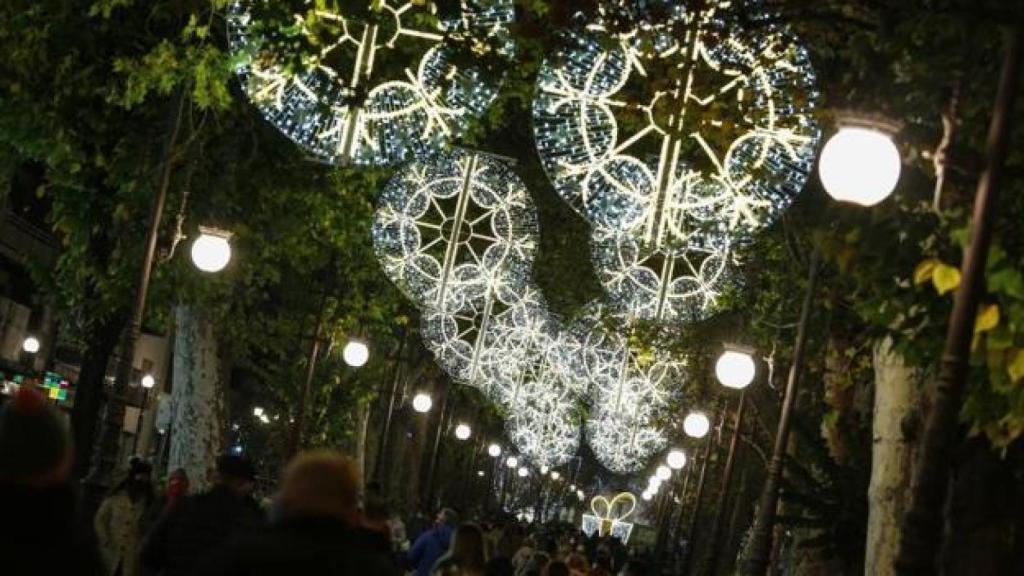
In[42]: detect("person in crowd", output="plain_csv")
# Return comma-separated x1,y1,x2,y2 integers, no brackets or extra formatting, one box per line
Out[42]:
95,457,154,576
543,561,570,576
485,556,515,576
141,455,261,576
511,534,536,572
364,480,408,553
589,553,613,576
516,550,551,576
0,387,104,576
196,450,399,575
142,467,189,534
433,522,489,575
565,553,589,576
407,507,460,576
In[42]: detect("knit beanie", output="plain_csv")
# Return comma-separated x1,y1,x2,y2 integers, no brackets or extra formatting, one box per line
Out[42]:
0,387,70,482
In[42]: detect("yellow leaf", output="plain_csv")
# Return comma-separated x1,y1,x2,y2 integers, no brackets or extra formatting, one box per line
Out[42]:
1007,348,1024,383
974,304,1000,334
932,263,961,295
913,259,938,285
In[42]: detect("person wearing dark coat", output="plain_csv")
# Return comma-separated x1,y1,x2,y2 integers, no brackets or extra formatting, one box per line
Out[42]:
197,450,399,576
0,387,104,576
140,455,261,576
407,507,459,576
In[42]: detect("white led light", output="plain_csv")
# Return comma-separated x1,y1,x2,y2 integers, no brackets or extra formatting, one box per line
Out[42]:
716,350,756,389
683,412,711,439
819,126,901,206
343,340,370,367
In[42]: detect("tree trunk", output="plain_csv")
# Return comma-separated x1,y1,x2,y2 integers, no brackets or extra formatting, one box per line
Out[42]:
168,305,226,491
865,338,922,576
355,401,371,487
71,314,125,478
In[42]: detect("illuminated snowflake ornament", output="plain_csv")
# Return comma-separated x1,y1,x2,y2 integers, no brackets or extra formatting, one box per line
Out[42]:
372,149,538,312
229,0,514,166
532,1,819,324
572,303,682,473
419,285,547,389
507,392,581,469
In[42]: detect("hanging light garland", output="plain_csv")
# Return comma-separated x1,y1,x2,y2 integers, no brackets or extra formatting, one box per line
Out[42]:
228,0,514,166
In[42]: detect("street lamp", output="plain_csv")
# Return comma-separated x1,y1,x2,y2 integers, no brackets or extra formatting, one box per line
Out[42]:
819,121,902,207
577,490,585,501
667,449,687,470
412,392,433,413
22,336,40,354
506,456,518,469
683,412,711,439
551,471,560,481
642,491,653,501
141,374,156,389
455,423,472,440
715,350,756,390
190,227,233,273
540,465,549,475
342,339,369,367
253,406,264,417
517,466,529,478
488,443,502,457
477,470,485,477
656,465,672,481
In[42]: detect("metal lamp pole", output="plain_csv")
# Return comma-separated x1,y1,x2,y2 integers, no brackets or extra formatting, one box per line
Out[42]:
894,27,1021,575
705,390,747,575
741,252,819,576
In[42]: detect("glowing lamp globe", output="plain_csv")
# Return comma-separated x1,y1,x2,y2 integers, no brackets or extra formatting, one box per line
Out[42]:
455,423,472,440
577,490,585,501
343,340,369,367
518,467,529,478
253,406,264,417
506,456,519,468
141,374,156,389
190,229,232,273
819,126,901,206
477,470,485,477
642,491,653,501
22,336,40,354
570,484,576,491
551,471,560,481
683,412,711,439
488,443,502,458
716,350,756,389
540,465,549,475
667,449,687,470
412,393,433,413
657,465,672,481
648,476,662,491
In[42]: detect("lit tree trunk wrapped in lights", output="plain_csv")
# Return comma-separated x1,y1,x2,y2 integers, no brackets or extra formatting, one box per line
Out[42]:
865,338,923,576
169,305,227,491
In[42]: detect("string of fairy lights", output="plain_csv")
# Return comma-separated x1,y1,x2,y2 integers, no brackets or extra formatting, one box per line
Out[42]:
232,0,821,477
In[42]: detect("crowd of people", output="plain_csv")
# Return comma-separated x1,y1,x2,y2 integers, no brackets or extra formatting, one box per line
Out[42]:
0,387,657,575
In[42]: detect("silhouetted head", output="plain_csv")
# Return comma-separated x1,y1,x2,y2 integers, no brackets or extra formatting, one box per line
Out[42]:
278,450,360,525
0,388,71,486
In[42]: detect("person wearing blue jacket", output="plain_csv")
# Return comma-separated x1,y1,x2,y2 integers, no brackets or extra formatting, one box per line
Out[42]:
407,508,459,576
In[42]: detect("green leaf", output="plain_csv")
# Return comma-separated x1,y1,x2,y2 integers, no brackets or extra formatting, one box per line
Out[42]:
932,263,961,295
913,258,937,286
989,267,1024,300
1008,348,1024,383
975,304,1000,334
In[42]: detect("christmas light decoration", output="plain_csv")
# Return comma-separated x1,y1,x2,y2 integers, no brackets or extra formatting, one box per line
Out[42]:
229,0,514,166
581,492,637,543
373,149,538,312
533,2,819,242
533,2,819,326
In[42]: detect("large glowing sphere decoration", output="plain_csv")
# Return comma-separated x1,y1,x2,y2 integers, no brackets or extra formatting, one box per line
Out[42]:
229,1,514,166
506,392,581,469
419,285,547,389
572,304,678,473
591,225,735,324
533,2,820,241
372,149,538,312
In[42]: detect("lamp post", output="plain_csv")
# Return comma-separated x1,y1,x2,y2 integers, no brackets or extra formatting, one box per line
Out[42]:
372,327,407,488
895,28,1022,575
705,357,750,576
741,254,820,576
681,404,724,576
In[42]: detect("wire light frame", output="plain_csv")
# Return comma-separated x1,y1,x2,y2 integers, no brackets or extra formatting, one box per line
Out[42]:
572,303,681,473
532,1,819,324
372,149,538,312
229,0,514,166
